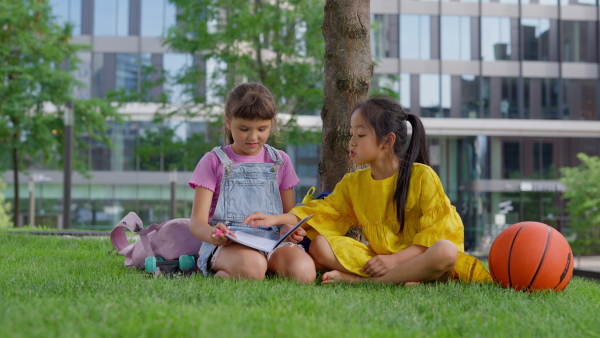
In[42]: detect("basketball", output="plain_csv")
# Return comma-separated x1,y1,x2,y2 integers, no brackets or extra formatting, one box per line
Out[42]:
488,221,574,292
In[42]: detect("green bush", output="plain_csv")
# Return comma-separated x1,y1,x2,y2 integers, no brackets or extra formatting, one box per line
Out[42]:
0,178,12,228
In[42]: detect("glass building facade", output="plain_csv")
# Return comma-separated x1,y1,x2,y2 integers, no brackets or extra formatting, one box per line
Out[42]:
3,0,600,255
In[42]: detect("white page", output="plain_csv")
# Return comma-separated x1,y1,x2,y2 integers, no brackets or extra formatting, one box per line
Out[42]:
226,215,314,252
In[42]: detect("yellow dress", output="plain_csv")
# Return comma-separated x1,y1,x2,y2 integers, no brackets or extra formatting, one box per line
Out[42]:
291,164,492,283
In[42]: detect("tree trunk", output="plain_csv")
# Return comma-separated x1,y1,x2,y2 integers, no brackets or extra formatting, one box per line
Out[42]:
12,147,20,227
320,0,372,192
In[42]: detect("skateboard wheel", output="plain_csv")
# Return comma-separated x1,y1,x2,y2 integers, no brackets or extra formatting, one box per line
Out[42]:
145,256,157,273
179,255,195,270
156,256,165,261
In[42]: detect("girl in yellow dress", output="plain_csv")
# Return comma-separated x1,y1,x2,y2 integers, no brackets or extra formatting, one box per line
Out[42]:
243,96,491,285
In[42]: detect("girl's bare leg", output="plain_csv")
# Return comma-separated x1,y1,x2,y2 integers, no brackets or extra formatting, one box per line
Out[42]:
308,235,354,274
323,240,458,285
212,244,268,280
268,245,316,284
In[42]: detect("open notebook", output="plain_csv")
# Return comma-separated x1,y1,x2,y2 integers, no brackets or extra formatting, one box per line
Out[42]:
226,215,314,252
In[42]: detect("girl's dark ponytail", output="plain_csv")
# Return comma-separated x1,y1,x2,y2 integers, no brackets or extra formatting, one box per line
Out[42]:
394,114,430,232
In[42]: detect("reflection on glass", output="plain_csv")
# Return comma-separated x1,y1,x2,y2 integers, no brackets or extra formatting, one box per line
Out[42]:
503,141,520,179
94,0,129,36
562,21,598,63
501,78,519,119
73,51,92,99
420,74,440,117
461,75,480,118
481,17,511,61
441,16,471,61
371,14,390,58
441,74,451,117
49,0,82,35
541,78,560,119
400,73,411,112
92,53,104,98
534,142,554,178
563,79,598,120
400,15,431,60
538,0,558,5
141,0,177,37
164,53,194,103
521,18,553,61
370,74,400,99
116,54,140,92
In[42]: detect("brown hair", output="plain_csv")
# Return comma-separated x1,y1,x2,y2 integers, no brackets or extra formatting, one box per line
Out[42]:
224,82,278,145
352,95,430,232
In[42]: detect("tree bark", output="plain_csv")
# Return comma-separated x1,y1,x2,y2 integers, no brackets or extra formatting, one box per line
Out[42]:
320,0,372,192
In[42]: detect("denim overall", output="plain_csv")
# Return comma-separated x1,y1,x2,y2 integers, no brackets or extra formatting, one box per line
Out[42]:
197,144,285,275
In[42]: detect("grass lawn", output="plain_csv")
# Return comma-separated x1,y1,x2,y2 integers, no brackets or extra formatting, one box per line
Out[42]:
1,231,599,338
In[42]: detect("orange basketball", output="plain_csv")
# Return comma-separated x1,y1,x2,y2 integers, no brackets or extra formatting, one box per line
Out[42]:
488,221,574,292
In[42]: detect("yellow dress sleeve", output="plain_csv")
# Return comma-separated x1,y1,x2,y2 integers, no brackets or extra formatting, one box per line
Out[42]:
290,174,356,240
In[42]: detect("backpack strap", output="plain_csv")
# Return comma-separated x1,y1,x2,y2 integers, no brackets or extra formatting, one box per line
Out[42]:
111,212,162,261
111,212,144,255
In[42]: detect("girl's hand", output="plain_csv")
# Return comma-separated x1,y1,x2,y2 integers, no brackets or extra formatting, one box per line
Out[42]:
210,223,234,246
242,212,276,228
363,254,396,277
280,224,306,243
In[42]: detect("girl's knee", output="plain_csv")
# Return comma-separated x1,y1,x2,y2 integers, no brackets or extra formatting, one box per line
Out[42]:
289,258,317,284
429,240,458,271
308,235,330,265
236,253,268,280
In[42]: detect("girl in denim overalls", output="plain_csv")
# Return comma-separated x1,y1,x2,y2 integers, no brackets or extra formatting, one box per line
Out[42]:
188,82,316,283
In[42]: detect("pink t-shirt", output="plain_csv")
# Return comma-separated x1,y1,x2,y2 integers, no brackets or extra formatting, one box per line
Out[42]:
188,145,300,219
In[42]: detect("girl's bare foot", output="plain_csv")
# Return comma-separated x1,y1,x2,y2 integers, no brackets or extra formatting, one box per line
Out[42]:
404,281,421,286
321,270,365,284
215,270,230,278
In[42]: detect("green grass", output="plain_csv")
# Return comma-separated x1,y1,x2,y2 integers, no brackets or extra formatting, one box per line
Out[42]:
1,231,599,338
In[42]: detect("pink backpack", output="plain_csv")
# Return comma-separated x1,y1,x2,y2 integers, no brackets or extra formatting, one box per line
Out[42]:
110,212,203,276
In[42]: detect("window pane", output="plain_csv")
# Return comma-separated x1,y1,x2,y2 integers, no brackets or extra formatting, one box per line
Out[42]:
562,21,598,63
441,74,451,117
94,0,129,36
370,74,400,99
50,0,82,35
92,53,104,98
420,74,440,118
503,142,520,179
141,0,164,37
541,78,560,119
371,14,390,58
400,15,430,60
116,54,140,92
522,18,556,61
164,53,194,103
461,75,480,118
481,17,511,61
501,78,519,119
563,79,598,120
74,51,92,99
441,16,471,61
400,73,411,111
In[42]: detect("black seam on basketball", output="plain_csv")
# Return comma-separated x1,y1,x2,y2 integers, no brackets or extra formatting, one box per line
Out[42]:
553,251,572,290
508,222,529,287
527,225,551,290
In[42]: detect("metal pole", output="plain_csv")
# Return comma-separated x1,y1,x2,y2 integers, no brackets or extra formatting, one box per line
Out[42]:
28,177,35,227
62,101,74,229
170,169,177,219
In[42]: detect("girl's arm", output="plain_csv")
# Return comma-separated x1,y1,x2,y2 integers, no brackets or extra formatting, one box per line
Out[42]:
280,188,295,213
190,187,232,245
363,245,427,277
242,212,299,228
